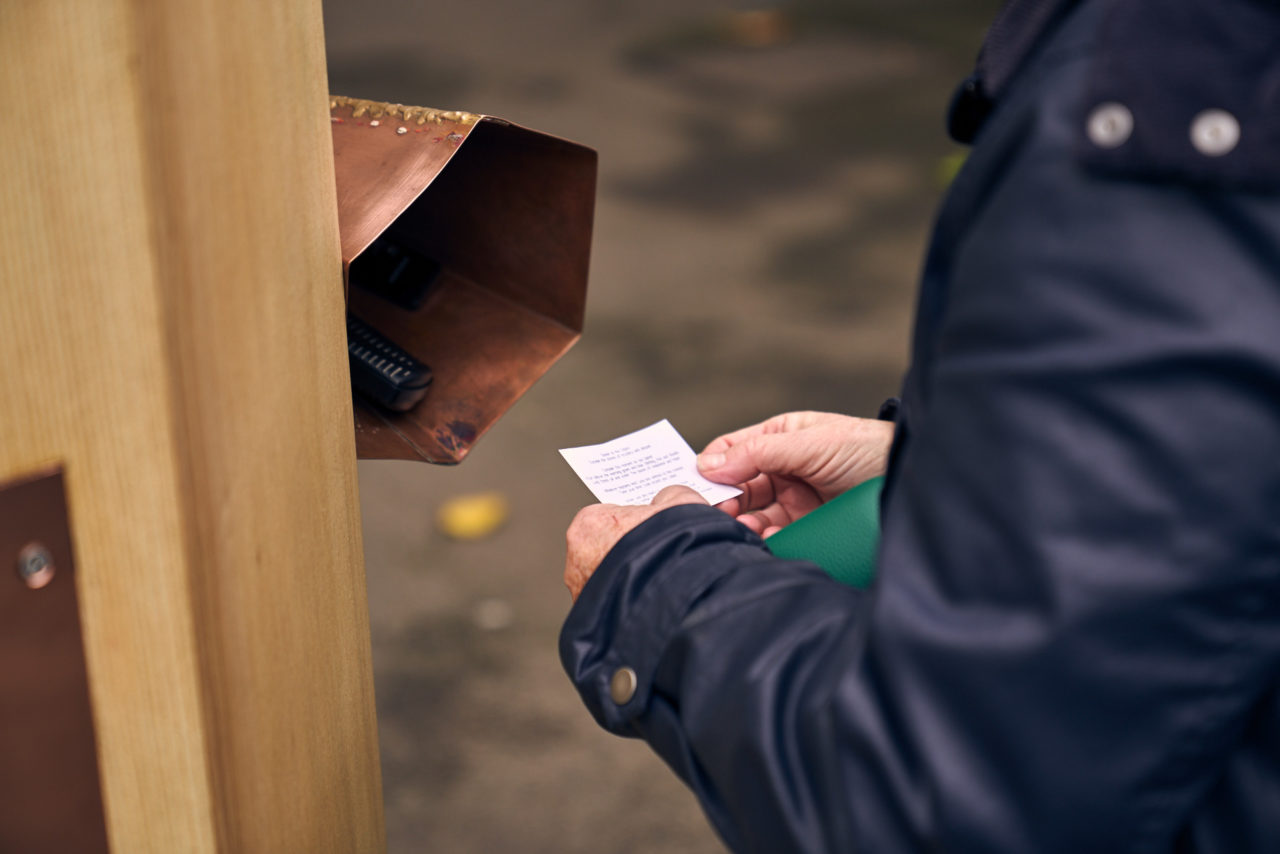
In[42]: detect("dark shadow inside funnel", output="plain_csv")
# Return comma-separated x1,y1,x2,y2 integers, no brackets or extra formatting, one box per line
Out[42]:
347,119,597,464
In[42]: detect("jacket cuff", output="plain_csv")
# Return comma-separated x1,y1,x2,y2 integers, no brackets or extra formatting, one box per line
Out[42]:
559,503,773,734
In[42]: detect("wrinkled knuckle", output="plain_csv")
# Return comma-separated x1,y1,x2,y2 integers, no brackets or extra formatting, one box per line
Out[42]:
564,562,582,587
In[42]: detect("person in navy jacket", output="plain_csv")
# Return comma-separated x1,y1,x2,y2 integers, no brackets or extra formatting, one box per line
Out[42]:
561,1,1280,850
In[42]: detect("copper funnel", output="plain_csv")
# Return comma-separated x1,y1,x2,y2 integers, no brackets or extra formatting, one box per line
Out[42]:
331,96,597,464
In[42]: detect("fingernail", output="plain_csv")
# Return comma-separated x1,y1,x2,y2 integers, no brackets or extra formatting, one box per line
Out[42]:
697,453,725,471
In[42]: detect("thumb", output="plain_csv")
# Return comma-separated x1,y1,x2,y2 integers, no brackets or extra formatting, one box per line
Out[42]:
697,432,817,484
651,484,708,508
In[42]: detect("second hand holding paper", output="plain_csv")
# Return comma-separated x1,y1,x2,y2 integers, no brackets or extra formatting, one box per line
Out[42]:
559,419,742,506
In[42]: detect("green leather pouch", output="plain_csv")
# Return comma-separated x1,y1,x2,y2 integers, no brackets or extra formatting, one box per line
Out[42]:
763,476,883,588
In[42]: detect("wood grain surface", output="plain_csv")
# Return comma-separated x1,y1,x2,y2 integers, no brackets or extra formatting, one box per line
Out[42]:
0,1,385,851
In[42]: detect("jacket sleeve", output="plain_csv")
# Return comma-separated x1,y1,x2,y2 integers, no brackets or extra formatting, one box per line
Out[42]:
561,4,1280,852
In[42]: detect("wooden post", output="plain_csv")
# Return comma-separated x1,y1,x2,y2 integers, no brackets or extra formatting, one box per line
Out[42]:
0,0,385,851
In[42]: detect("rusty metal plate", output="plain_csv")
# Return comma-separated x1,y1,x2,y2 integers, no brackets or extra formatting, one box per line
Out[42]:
0,467,110,854
332,97,596,464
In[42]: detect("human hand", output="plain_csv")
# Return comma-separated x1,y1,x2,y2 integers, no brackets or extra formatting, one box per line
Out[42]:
696,411,894,536
564,485,708,602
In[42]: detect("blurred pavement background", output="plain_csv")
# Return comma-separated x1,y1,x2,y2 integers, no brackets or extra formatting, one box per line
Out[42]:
323,1,997,850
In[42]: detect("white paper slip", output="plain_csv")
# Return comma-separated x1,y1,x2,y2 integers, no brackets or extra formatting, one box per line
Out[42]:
559,419,744,507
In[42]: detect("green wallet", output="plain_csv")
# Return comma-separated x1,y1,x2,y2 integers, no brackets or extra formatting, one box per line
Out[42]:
763,476,884,588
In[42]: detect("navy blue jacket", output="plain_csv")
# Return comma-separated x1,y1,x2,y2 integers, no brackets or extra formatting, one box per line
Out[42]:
562,1,1280,851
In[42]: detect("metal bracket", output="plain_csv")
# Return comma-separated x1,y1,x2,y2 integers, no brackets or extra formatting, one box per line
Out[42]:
0,466,109,853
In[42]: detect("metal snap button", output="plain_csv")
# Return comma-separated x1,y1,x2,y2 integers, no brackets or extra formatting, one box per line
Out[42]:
1086,102,1134,149
1190,109,1240,157
609,666,638,705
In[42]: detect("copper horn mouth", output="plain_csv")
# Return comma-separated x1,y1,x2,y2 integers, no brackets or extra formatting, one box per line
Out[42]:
330,96,597,464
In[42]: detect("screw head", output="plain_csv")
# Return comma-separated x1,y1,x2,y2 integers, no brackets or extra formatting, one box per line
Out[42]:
17,542,55,589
